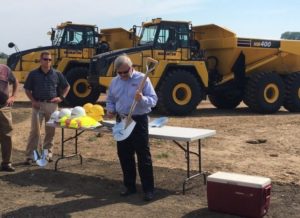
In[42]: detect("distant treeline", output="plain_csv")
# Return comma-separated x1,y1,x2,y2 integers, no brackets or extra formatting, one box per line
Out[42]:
0,52,8,59
281,32,300,40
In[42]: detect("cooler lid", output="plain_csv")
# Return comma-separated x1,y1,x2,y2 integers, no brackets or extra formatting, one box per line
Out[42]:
207,172,271,188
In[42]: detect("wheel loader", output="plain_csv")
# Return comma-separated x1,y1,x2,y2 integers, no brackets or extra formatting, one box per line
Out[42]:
7,21,136,106
88,18,300,115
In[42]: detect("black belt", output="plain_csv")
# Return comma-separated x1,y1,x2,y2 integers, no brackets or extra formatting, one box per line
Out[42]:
36,99,53,103
116,113,147,122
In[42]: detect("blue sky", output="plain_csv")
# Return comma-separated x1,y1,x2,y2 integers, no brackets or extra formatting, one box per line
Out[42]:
1,0,300,54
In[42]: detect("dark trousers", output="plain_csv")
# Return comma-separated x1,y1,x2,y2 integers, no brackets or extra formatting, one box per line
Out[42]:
117,114,154,193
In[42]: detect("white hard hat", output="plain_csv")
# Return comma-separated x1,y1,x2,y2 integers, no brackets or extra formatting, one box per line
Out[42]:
56,108,72,122
48,111,60,123
71,106,86,118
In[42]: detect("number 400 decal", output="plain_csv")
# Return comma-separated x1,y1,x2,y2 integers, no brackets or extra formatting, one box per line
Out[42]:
252,39,280,48
252,40,272,48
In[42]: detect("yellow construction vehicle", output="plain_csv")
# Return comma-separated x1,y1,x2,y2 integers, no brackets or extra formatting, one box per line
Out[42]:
7,21,136,106
89,18,300,115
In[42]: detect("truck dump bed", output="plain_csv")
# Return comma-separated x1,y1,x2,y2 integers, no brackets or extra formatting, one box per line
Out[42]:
193,24,300,82
100,28,136,50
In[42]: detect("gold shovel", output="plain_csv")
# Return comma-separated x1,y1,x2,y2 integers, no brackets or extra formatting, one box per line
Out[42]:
33,111,49,167
113,57,158,141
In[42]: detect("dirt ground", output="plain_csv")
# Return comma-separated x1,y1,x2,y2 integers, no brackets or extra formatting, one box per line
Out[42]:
1,86,300,218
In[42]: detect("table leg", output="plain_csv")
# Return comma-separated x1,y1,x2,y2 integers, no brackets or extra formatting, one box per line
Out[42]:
198,139,207,184
54,128,84,171
174,139,206,194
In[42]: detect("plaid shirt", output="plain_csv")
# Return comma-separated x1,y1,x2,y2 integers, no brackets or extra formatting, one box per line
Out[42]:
0,64,16,105
24,67,69,101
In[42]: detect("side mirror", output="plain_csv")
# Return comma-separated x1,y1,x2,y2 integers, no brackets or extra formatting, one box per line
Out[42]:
8,42,15,48
8,42,20,53
129,25,137,40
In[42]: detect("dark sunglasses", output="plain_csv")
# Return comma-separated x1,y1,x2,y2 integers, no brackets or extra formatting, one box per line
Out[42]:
42,58,52,61
117,67,131,75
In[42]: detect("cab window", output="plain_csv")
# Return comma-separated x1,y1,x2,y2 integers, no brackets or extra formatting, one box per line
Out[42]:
61,26,95,47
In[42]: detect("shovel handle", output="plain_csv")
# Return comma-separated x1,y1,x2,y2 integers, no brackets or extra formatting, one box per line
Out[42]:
125,57,158,128
36,110,45,150
146,57,159,73
136,57,159,92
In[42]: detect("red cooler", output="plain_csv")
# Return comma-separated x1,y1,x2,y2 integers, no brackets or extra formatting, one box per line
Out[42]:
207,172,271,218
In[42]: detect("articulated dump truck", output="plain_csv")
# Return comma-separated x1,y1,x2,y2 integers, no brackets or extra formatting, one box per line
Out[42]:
7,21,137,106
194,24,300,114
89,18,300,115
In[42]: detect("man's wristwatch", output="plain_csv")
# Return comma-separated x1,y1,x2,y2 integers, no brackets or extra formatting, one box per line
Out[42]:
60,95,65,101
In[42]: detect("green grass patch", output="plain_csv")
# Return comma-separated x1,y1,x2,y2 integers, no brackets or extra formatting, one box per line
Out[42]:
152,139,165,145
155,152,169,159
88,136,98,142
0,59,7,64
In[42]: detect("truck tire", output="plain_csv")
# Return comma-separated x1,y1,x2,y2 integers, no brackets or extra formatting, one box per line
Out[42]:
156,69,202,115
283,72,300,112
65,67,100,106
244,72,284,113
208,91,242,109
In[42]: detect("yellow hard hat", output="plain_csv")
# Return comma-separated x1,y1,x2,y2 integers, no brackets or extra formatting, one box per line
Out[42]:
91,104,105,116
83,103,94,113
66,116,100,128
67,118,80,128
60,116,70,127
78,116,99,128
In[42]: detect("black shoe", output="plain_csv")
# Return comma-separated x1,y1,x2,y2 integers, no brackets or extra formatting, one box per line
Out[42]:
46,156,53,163
120,188,137,197
24,158,34,166
144,191,154,201
1,164,15,172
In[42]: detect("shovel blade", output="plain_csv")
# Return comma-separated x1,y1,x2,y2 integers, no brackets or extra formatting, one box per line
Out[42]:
42,149,49,159
33,150,40,161
113,119,136,141
36,158,48,167
34,149,49,167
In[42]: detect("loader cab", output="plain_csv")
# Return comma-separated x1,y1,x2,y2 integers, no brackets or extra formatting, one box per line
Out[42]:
139,20,190,51
51,23,99,48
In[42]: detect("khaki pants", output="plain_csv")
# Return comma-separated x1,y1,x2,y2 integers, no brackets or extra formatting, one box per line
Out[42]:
25,102,58,159
0,107,13,165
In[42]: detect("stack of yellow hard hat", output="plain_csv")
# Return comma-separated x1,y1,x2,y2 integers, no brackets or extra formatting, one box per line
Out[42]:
83,103,105,122
72,116,100,128
65,116,100,129
60,105,101,129
64,106,86,128
57,108,72,127
83,103,93,114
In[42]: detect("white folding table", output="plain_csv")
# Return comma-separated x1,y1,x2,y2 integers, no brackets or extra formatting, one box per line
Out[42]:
149,126,216,194
46,123,216,194
46,123,101,171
